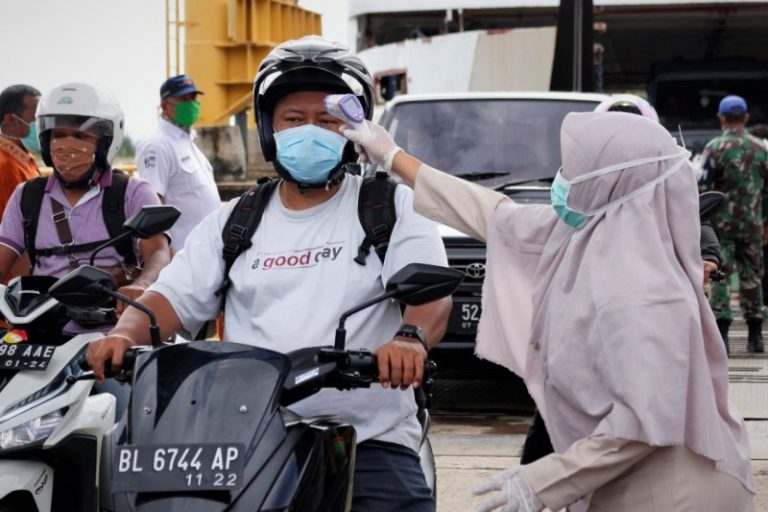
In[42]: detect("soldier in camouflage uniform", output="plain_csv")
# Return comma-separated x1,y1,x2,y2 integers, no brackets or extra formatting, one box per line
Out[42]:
702,95,768,354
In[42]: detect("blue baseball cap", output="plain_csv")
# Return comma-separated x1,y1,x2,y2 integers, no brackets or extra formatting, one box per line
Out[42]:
718,95,748,115
160,74,204,99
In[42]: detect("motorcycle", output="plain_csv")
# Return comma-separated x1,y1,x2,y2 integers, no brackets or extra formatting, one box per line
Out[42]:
51,262,463,511
0,205,180,511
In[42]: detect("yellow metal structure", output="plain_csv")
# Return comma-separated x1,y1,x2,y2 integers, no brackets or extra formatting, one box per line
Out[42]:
165,0,183,78
170,0,321,127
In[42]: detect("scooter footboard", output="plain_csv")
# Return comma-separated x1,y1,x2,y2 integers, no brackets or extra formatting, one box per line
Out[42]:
0,459,53,510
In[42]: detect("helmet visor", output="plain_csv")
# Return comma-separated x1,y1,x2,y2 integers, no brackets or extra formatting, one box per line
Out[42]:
38,115,113,138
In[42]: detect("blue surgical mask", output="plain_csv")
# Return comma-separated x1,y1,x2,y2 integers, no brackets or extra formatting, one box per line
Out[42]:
551,171,587,228
14,114,40,153
274,124,347,184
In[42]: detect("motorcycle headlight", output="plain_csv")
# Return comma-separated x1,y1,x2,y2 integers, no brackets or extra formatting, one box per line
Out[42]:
0,409,65,450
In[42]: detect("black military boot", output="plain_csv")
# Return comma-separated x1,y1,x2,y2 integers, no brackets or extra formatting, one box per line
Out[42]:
747,319,765,353
716,319,732,355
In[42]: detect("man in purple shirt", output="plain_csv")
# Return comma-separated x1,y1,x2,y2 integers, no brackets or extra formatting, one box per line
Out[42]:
0,83,171,325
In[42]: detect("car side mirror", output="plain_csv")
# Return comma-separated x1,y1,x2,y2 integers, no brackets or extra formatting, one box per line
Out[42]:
123,205,181,239
48,266,117,308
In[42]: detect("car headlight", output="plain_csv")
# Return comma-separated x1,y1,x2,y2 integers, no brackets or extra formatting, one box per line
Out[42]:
0,409,65,450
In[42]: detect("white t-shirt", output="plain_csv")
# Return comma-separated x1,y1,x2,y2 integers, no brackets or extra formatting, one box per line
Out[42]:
136,118,220,251
149,175,448,452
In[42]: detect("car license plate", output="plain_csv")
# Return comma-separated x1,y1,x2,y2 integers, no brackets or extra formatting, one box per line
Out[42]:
0,343,56,371
112,443,246,493
448,300,482,335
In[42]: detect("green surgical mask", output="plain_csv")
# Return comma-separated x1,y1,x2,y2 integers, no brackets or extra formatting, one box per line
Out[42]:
173,100,201,128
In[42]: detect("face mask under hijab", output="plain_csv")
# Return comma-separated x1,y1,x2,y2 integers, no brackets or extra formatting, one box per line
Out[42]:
274,124,347,185
551,149,690,229
173,100,201,128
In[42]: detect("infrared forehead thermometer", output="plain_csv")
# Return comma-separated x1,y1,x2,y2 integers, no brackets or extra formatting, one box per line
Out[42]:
324,93,372,163
324,94,366,125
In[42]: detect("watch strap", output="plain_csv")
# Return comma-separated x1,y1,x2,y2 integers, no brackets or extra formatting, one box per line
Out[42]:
395,324,428,352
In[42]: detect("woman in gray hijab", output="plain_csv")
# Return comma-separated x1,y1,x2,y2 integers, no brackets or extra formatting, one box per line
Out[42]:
343,111,754,512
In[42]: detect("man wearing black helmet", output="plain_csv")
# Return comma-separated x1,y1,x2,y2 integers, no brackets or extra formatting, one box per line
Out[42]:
87,36,450,511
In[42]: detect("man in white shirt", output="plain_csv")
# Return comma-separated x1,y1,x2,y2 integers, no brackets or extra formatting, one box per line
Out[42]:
86,37,451,512
136,74,220,251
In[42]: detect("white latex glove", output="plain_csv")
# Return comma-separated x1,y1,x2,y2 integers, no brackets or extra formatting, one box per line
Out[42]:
473,467,544,512
341,120,402,172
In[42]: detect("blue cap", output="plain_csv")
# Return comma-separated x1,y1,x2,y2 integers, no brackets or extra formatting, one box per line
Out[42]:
160,74,204,99
718,95,748,115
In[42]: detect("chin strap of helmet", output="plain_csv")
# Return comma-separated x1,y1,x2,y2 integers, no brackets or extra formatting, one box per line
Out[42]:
274,160,348,194
55,164,104,190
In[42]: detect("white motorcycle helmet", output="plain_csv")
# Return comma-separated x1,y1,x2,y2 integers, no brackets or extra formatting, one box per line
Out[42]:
36,82,124,187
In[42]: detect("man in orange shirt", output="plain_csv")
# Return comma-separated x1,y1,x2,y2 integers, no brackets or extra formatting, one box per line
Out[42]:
0,85,42,280
0,84,42,218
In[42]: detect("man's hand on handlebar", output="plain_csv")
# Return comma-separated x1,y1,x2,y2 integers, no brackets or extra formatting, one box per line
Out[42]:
86,334,138,384
376,339,427,390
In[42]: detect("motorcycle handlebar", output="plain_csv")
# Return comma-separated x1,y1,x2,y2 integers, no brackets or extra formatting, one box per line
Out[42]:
77,347,142,383
710,269,726,282
337,349,437,389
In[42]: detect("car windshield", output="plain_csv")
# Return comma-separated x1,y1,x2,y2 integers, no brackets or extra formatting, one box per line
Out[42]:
385,99,600,185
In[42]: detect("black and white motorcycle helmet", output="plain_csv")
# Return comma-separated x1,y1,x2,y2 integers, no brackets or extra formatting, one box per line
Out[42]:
36,82,124,187
253,36,374,185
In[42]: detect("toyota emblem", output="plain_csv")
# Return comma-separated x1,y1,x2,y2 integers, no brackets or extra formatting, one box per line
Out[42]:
465,263,486,279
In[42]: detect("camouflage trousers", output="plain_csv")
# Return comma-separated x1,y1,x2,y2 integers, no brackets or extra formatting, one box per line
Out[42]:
710,233,765,321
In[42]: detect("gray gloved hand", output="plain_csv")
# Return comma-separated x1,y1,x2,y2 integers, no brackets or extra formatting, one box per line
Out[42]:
341,120,402,172
473,467,544,512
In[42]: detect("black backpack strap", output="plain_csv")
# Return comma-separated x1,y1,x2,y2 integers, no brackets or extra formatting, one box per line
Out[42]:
20,177,49,272
215,178,280,308
103,170,135,266
355,172,398,265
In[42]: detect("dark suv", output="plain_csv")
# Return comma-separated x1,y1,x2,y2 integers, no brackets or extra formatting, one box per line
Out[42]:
376,92,607,378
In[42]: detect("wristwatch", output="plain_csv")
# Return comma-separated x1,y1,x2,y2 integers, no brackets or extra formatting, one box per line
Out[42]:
395,324,428,352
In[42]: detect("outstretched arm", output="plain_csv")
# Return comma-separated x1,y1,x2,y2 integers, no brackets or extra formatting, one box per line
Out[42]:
342,120,508,241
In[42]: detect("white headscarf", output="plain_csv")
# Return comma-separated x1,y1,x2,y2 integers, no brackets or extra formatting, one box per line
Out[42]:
476,111,753,491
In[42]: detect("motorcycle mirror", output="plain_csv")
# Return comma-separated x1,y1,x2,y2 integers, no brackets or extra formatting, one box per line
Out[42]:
49,266,164,346
48,266,117,308
123,205,181,239
333,263,463,351
385,263,464,306
699,191,726,221
89,205,181,267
